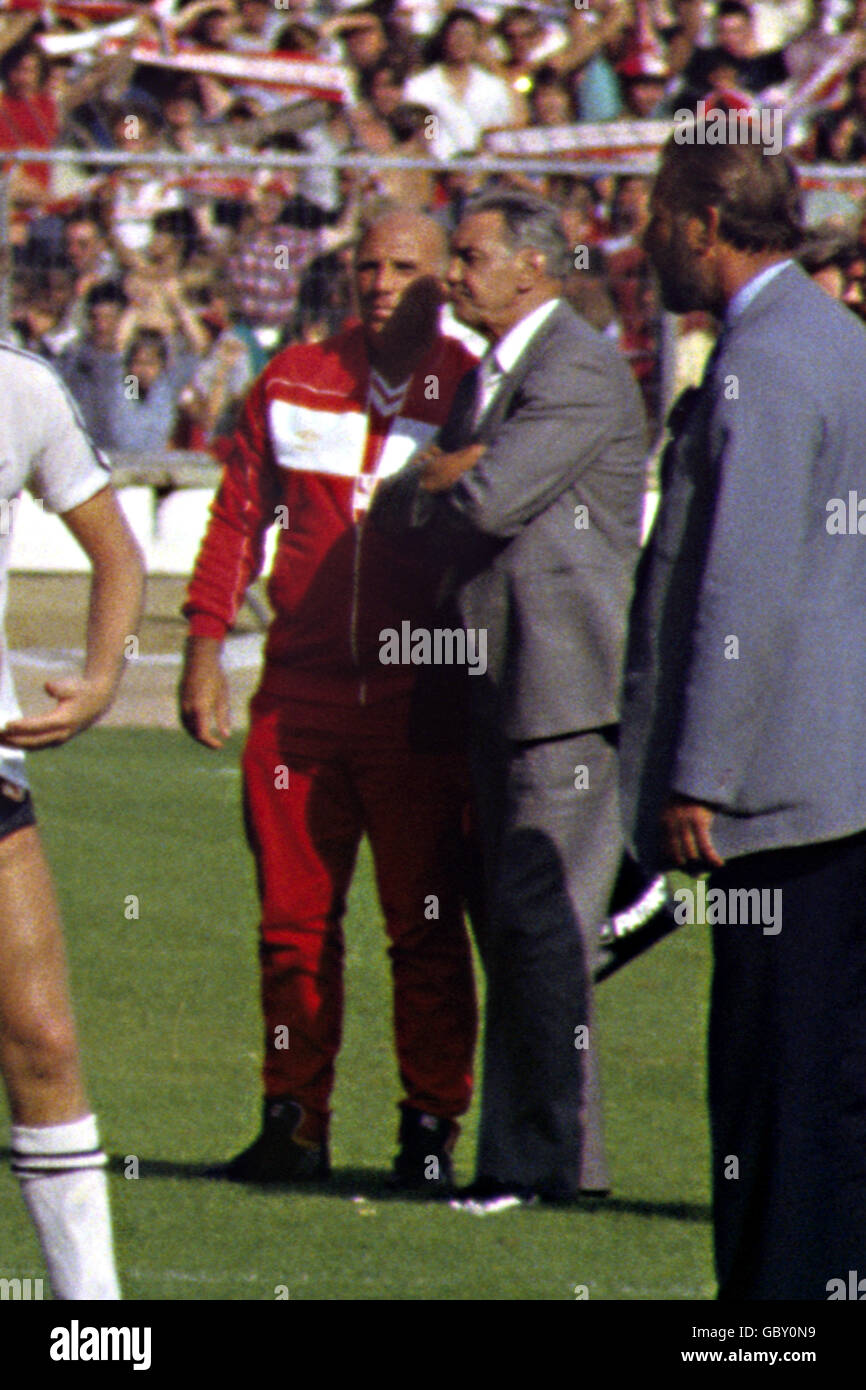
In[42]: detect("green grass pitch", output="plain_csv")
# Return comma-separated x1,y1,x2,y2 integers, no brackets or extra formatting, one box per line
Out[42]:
0,730,715,1300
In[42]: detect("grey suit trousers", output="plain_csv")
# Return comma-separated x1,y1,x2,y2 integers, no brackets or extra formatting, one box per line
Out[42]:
469,718,620,1194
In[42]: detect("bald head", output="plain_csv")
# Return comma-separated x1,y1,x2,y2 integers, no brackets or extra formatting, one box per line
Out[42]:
354,209,448,373
356,209,448,276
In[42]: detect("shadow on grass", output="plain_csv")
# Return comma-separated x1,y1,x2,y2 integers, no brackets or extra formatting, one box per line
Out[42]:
108,1154,711,1221
0,1148,710,1221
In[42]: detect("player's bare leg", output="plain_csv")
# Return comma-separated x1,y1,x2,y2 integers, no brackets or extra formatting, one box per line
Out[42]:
0,823,120,1300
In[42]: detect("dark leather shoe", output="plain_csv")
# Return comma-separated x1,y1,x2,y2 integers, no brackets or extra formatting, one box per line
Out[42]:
208,1097,330,1184
450,1177,539,1214
387,1103,459,1194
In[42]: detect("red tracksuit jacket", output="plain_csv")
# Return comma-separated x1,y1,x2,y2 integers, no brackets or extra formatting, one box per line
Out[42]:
184,323,476,706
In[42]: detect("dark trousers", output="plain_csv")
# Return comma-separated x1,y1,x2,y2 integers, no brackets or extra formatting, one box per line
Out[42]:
470,720,621,1195
709,831,866,1300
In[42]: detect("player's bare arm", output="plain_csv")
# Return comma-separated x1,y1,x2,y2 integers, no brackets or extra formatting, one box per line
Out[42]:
0,486,144,749
179,634,231,750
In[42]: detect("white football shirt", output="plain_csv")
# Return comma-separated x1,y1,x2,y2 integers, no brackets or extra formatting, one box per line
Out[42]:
0,345,111,788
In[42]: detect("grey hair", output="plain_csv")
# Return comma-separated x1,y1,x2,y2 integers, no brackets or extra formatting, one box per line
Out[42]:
463,188,572,278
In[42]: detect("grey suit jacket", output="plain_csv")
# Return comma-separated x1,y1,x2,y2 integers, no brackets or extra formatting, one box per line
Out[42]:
371,299,648,740
620,261,866,868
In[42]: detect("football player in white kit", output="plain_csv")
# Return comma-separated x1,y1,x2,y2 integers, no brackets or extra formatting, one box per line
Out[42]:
0,345,144,1299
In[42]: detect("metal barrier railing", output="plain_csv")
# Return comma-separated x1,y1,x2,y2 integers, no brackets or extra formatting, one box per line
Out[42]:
0,146,670,430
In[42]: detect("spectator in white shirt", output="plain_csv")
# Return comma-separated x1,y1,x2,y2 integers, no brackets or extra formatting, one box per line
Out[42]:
404,8,524,159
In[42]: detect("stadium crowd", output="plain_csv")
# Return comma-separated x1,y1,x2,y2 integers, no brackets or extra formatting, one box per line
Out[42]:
0,0,866,442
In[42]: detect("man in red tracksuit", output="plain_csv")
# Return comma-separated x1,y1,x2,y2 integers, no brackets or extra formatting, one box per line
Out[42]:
179,210,478,1190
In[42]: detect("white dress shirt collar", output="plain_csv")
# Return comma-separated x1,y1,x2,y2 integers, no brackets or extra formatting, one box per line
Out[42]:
488,297,561,375
726,259,793,328
473,298,560,425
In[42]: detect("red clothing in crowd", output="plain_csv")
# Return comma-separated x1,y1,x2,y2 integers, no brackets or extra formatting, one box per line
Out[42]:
224,223,322,329
0,92,59,187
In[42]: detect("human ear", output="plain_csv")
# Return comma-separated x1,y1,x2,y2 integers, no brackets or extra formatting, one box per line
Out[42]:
685,205,721,255
515,245,545,289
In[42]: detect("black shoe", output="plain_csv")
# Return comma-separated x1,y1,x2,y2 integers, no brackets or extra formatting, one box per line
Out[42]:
211,1097,330,1184
388,1103,459,1193
450,1176,539,1214
594,874,680,983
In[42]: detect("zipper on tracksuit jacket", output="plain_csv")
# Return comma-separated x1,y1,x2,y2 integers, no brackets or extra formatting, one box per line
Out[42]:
350,514,367,706
350,386,401,707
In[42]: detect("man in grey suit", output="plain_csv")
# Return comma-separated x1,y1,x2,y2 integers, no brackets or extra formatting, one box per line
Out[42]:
621,132,866,1297
372,190,647,1210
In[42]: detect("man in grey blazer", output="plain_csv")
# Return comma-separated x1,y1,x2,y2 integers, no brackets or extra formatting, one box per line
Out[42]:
621,133,866,1297
372,190,647,1209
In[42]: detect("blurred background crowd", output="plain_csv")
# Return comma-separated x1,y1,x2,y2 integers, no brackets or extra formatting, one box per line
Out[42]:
2,0,866,449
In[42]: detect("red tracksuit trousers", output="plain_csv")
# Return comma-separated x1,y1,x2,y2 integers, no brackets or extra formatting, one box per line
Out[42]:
241,691,477,1140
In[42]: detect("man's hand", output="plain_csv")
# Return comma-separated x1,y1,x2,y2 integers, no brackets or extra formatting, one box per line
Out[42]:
418,443,486,493
179,635,231,749
661,795,725,871
0,673,118,749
